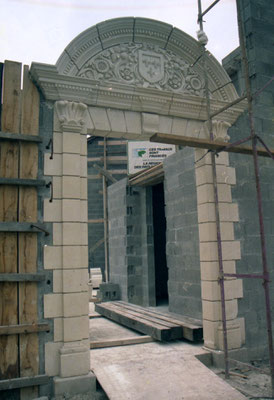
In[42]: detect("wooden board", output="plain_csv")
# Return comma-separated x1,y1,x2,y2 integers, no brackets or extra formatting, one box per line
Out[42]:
95,301,203,342
18,65,39,400
0,60,21,381
95,302,183,341
90,335,153,349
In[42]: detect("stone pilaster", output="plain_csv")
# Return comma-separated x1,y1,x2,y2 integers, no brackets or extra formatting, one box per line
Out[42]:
195,120,245,352
43,101,95,395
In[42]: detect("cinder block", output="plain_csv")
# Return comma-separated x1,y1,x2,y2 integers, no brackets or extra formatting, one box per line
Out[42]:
62,199,81,222
80,178,87,200
45,341,62,376
80,134,88,156
62,176,81,199
44,199,62,222
53,176,62,199
53,131,62,154
54,372,96,396
63,292,89,317
98,282,121,301
60,345,90,378
54,318,64,342
200,260,236,281
63,316,89,342
44,245,62,269
63,245,88,268
44,293,63,318
63,269,88,293
53,223,63,245
63,153,81,176
199,222,234,242
202,299,238,321
63,132,81,154
62,223,84,245
80,155,87,178
53,270,62,293
44,153,62,177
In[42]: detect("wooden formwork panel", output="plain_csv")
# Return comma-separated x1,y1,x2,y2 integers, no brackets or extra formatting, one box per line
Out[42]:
0,60,40,399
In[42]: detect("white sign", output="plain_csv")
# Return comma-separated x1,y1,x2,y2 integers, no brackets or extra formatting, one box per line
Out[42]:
128,141,176,174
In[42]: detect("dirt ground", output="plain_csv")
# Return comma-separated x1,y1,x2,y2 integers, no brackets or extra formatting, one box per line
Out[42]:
210,363,273,399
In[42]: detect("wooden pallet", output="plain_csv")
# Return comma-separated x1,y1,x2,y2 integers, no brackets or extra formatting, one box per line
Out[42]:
95,301,203,342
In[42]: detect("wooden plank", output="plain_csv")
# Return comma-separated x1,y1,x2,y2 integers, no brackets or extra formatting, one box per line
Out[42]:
0,131,42,142
98,140,127,146
19,64,40,400
0,60,21,381
116,301,203,342
150,132,274,158
88,219,104,224
0,323,50,336
0,375,49,391
0,178,46,186
93,163,117,183
95,303,182,341
90,335,153,349
0,273,45,282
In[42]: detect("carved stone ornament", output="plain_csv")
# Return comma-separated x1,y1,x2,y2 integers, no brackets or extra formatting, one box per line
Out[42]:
55,100,87,131
204,120,231,142
77,43,205,96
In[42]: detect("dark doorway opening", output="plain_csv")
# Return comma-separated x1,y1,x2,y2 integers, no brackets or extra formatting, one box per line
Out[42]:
152,182,168,306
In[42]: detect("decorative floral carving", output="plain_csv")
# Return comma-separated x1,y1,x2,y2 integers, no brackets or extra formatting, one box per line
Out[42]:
204,120,231,142
55,101,87,131
77,43,205,96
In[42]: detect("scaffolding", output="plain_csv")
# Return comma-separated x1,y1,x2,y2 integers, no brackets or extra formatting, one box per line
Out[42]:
197,0,274,394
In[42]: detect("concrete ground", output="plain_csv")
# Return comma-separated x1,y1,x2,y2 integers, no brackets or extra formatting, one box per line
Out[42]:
89,304,247,400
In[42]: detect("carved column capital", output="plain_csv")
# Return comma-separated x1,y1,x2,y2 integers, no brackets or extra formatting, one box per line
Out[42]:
204,120,231,142
55,100,88,132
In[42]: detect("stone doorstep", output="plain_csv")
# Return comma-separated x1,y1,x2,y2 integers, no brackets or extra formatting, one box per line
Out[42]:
54,372,96,397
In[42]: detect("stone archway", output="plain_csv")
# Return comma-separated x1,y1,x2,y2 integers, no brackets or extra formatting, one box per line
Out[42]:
30,17,246,397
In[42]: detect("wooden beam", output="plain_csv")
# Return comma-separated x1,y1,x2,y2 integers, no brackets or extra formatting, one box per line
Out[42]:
0,375,49,390
88,219,104,224
0,222,49,233
150,132,274,158
0,273,45,282
90,335,154,349
0,131,42,142
93,163,117,183
0,178,46,186
0,323,50,336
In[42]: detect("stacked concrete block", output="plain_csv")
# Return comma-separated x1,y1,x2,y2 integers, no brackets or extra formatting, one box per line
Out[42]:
163,148,202,319
222,0,274,360
43,101,95,396
194,137,245,351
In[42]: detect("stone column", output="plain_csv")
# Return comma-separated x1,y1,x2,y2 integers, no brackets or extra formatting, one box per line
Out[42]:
43,101,95,396
195,120,245,355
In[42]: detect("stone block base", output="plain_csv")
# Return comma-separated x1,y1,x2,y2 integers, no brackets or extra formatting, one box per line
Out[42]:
54,372,96,397
207,347,248,369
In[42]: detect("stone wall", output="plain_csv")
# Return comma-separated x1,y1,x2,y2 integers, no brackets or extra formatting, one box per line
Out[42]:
223,0,274,361
163,148,202,319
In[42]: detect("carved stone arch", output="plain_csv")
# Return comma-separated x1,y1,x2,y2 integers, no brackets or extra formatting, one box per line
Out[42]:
56,17,238,102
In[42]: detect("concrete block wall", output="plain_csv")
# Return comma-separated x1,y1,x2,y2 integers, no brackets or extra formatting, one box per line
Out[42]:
223,0,274,361
163,148,202,319
87,137,127,273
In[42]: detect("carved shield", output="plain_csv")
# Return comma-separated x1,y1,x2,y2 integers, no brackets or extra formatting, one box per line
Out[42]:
138,50,164,83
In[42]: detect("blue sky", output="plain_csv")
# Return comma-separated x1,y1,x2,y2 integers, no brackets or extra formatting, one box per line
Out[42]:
0,0,238,66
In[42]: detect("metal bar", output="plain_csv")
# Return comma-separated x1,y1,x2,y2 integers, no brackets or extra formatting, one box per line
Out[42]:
0,273,46,282
224,273,265,279
236,1,274,395
93,163,117,183
0,178,46,186
210,95,247,119
199,0,221,20
198,0,229,378
0,323,50,335
0,375,49,391
103,137,109,283
0,222,49,234
0,131,42,142
256,136,274,160
253,76,274,99
150,132,274,158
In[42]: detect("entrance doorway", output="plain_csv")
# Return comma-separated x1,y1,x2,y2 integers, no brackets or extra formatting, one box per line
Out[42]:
152,183,168,306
